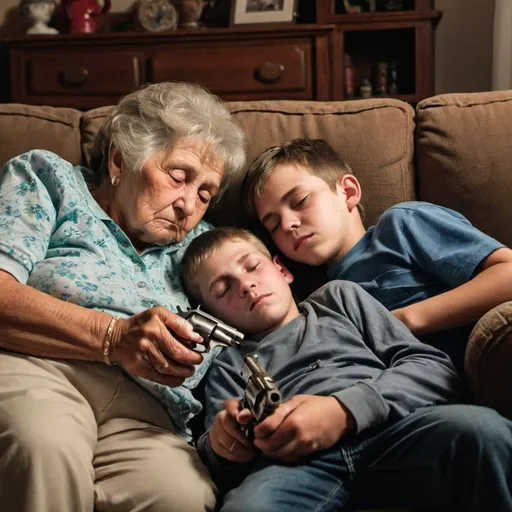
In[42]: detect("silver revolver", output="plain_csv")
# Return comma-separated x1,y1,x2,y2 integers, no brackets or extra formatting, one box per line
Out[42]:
240,354,282,439
177,305,244,352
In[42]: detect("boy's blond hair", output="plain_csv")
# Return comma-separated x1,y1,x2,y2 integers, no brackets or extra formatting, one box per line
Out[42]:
181,226,272,303
241,138,364,219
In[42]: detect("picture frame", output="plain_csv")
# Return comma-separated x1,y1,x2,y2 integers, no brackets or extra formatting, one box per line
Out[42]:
230,0,297,26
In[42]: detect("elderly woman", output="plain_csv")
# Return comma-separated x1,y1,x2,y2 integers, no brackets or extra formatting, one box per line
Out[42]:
0,82,246,512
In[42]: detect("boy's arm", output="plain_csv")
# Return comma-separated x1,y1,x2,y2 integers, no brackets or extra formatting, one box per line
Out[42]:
196,348,252,484
325,281,465,433
395,247,512,335
390,204,510,335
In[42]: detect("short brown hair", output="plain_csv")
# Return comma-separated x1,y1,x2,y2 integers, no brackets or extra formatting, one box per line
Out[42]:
181,226,271,303
241,138,359,219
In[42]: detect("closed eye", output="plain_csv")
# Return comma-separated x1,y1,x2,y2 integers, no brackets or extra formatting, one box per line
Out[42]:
170,173,185,184
198,191,212,204
217,284,230,299
295,195,309,208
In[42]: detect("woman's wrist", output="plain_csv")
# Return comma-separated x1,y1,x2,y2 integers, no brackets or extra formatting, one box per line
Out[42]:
102,316,119,365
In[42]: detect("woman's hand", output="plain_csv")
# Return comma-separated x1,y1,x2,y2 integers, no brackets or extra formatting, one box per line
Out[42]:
253,395,355,462
109,306,205,386
210,399,256,463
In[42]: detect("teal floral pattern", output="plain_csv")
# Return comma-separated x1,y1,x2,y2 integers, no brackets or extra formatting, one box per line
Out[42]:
0,150,219,442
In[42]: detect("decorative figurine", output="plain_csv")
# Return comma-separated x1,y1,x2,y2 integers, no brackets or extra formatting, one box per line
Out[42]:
61,0,111,33
344,54,355,99
179,0,206,28
136,0,179,32
20,0,59,35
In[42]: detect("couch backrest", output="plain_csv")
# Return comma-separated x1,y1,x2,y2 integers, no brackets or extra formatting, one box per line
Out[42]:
75,99,416,230
2,92,512,249
416,91,512,248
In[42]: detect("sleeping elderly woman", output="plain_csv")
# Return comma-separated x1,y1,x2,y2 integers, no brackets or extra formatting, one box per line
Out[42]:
0,82,246,512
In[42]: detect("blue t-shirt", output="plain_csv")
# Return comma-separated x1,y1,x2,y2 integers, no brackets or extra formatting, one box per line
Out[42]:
0,149,219,441
327,202,504,369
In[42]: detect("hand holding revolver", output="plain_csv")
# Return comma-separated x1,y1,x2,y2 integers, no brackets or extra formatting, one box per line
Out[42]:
239,354,282,440
176,305,244,352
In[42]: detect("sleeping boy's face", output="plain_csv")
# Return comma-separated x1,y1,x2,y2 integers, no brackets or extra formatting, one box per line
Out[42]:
195,238,300,336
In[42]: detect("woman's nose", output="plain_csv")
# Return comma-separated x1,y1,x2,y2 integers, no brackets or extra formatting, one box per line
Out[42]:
174,193,196,218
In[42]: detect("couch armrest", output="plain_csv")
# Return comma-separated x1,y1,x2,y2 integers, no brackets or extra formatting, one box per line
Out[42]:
465,301,512,417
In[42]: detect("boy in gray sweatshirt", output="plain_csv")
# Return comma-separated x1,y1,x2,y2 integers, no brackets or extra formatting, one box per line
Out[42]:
181,226,512,512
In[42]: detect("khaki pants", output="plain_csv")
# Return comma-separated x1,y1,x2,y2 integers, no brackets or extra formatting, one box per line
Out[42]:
0,349,217,512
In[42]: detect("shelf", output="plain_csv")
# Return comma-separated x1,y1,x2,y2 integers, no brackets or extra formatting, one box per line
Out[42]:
326,10,441,26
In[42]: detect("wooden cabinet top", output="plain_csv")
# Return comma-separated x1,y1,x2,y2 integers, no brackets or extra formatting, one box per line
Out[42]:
4,24,336,47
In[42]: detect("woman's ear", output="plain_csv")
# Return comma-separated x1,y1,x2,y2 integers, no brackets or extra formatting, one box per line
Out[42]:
337,174,362,212
272,254,294,284
108,147,123,181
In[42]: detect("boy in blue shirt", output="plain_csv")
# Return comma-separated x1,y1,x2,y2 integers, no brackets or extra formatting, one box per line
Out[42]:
181,226,512,512
240,138,512,373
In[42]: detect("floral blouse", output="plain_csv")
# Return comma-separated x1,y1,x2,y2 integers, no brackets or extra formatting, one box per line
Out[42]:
0,149,219,441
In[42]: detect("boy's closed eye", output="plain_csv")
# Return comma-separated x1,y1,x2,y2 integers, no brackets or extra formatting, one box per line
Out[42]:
293,195,309,208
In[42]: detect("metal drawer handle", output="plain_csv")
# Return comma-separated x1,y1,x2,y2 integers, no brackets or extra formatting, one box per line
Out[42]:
59,67,89,88
255,62,285,84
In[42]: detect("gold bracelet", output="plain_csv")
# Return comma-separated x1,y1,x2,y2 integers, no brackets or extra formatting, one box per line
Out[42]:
103,316,119,366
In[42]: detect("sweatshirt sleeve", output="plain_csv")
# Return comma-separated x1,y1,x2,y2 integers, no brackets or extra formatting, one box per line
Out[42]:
325,281,465,432
196,348,252,489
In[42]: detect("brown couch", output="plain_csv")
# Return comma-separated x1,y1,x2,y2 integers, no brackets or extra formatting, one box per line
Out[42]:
1,91,511,505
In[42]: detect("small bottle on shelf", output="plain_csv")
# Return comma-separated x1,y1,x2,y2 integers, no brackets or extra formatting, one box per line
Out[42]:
389,61,398,95
360,77,372,99
344,53,356,99
375,62,388,96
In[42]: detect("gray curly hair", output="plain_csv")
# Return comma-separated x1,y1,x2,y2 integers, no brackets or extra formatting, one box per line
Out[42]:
90,82,246,202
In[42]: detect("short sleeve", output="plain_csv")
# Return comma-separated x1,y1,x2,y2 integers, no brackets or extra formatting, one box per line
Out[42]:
392,203,504,287
0,151,59,283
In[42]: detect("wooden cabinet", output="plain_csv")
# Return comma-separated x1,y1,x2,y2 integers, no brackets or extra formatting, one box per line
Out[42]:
315,0,442,102
4,25,334,109
2,7,441,108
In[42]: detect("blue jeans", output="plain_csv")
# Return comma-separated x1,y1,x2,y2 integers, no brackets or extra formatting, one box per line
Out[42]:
220,405,512,512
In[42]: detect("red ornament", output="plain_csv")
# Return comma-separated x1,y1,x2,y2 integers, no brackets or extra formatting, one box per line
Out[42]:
61,0,111,33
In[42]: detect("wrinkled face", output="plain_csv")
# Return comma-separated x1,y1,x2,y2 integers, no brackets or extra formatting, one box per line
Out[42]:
254,164,358,267
113,138,224,249
196,239,300,336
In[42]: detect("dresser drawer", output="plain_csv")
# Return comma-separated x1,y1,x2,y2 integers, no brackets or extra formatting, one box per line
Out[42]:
25,51,144,96
152,40,312,100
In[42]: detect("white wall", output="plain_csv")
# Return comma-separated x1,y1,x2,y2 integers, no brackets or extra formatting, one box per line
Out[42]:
435,0,495,93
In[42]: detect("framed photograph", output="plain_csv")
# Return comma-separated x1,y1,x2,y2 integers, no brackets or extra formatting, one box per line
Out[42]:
231,0,297,25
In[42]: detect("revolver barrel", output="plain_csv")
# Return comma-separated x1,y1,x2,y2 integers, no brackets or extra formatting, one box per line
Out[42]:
241,354,281,428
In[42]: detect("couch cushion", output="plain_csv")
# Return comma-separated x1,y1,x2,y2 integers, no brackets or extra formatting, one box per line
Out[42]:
416,91,512,248
80,106,114,169
466,300,512,418
0,104,82,167
208,99,416,229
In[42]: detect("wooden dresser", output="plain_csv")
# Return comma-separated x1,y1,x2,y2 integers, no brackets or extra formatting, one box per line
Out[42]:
4,24,335,109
